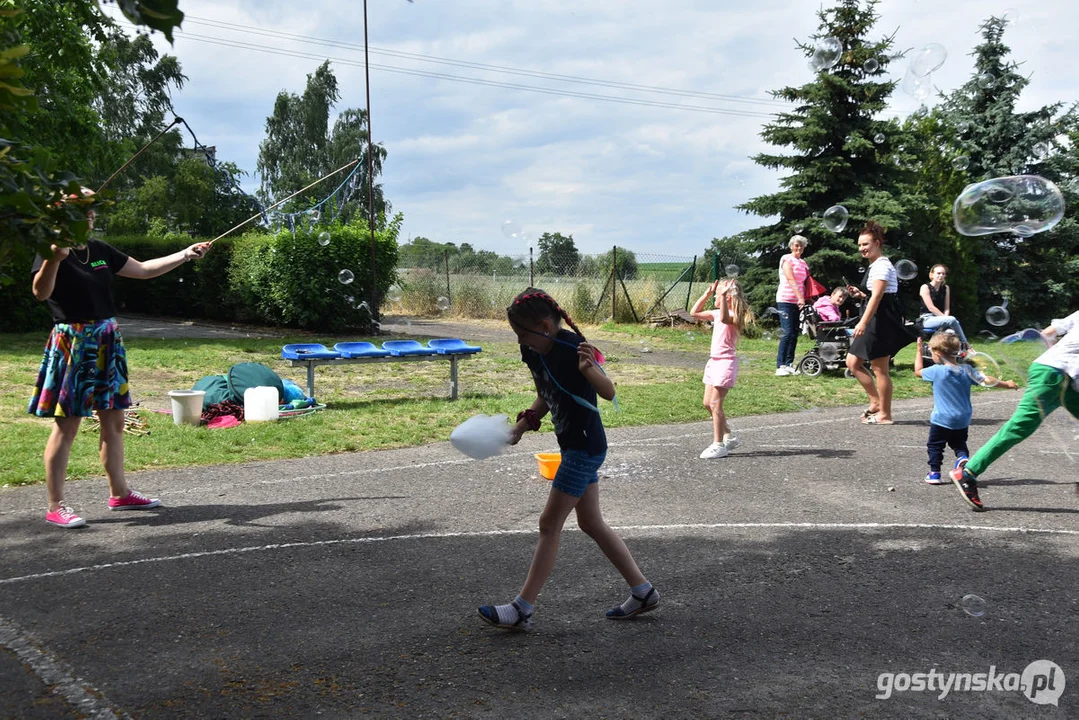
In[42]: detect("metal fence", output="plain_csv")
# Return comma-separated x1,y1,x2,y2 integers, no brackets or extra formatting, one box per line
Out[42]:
389,247,704,323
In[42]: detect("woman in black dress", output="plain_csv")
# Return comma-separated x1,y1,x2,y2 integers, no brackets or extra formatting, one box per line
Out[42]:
844,220,916,424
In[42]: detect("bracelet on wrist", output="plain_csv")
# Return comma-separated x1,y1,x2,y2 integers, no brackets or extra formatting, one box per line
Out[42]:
516,408,541,431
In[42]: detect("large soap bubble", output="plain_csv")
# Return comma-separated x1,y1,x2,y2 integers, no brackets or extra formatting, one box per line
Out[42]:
822,205,850,233
909,43,947,77
901,69,933,101
895,259,918,281
985,305,1010,327
966,351,1002,387
1000,327,1047,345
450,414,512,460
809,37,843,72
953,175,1065,237
501,219,522,239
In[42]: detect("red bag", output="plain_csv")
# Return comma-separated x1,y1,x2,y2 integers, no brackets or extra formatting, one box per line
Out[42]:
805,274,829,300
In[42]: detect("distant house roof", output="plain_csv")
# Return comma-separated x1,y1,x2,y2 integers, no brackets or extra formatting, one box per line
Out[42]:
181,145,216,164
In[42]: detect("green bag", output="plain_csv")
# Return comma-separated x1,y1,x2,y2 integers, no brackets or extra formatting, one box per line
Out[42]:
226,362,284,405
192,375,232,409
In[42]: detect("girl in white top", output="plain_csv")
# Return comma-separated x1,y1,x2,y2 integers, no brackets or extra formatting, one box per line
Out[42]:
691,278,755,459
845,220,917,425
951,310,1079,511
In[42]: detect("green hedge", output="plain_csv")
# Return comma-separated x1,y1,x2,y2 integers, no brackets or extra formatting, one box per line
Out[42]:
0,215,400,333
228,216,400,332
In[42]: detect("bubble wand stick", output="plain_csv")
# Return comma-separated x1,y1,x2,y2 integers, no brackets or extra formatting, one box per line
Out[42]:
97,116,185,193
207,159,360,247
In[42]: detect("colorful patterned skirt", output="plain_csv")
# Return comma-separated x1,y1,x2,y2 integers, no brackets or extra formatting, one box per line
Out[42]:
27,318,131,418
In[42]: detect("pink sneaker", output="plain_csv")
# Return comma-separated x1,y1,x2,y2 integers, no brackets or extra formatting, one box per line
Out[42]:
46,504,87,528
108,490,161,511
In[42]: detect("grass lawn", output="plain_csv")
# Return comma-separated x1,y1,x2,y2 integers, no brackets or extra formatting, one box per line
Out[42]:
0,323,1044,487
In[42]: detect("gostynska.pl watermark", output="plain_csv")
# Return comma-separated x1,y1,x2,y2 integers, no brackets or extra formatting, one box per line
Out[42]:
876,660,1065,705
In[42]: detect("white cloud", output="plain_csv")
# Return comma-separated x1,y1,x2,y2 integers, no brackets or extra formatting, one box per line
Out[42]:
108,0,1078,258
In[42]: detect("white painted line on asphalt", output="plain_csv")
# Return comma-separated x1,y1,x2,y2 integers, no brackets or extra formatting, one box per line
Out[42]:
2,522,1075,587
0,614,129,719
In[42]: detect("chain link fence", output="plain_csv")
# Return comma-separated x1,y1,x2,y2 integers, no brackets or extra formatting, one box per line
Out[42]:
389,247,708,324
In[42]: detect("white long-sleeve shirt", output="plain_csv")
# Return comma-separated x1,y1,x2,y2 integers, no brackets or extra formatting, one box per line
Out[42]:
1035,310,1079,390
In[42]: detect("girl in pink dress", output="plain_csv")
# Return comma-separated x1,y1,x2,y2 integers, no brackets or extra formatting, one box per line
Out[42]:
691,278,755,459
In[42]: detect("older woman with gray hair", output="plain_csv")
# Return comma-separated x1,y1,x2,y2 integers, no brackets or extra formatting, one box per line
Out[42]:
774,234,810,376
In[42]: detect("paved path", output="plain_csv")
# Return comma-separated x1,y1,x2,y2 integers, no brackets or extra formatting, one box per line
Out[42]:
1,391,1076,718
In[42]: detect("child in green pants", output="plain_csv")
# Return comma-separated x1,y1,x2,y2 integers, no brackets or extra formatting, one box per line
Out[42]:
951,310,1079,511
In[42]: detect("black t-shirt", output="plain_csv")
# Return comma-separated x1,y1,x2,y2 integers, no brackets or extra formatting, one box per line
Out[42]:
30,240,130,323
521,329,607,455
919,283,947,316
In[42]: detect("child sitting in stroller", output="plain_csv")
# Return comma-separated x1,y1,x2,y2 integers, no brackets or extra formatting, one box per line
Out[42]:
797,287,859,377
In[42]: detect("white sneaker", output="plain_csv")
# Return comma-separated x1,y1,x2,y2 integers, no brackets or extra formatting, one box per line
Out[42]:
785,364,801,376
775,367,791,376
699,442,729,459
723,435,742,451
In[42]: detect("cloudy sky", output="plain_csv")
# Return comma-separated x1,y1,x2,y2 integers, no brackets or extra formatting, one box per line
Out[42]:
104,0,1074,260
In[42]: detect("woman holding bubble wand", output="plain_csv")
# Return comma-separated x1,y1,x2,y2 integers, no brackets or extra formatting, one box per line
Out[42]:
477,288,658,631
845,220,917,425
28,190,211,528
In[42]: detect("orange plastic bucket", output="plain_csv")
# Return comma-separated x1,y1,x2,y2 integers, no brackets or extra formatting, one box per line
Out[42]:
535,452,562,481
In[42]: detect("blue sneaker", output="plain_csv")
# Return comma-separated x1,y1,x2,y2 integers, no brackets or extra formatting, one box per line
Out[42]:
924,471,945,485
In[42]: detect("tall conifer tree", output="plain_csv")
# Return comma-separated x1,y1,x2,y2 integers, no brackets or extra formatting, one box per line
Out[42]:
735,0,912,309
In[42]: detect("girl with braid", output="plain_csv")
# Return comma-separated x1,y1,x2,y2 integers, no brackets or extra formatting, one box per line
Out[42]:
478,288,659,631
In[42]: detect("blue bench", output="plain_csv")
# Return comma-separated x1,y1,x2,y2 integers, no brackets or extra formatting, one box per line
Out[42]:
281,339,482,400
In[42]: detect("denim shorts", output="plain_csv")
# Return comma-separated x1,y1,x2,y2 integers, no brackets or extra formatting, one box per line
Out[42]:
552,449,607,498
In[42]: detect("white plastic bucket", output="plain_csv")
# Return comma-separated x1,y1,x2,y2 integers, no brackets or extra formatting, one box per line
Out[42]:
168,390,206,426
244,386,280,422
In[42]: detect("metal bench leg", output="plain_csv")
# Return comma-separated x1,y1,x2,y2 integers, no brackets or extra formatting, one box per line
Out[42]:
306,363,316,399
450,356,459,400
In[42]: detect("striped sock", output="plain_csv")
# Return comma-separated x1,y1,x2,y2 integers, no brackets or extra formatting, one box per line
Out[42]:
493,595,532,625
617,582,654,614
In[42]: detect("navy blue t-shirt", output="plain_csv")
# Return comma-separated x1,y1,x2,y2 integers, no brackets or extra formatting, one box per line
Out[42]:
30,240,130,323
521,329,607,455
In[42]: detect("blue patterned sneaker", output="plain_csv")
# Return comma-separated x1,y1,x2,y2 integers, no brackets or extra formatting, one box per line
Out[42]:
924,471,945,485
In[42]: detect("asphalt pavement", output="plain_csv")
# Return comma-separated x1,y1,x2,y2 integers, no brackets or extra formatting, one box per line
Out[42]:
1,388,1077,719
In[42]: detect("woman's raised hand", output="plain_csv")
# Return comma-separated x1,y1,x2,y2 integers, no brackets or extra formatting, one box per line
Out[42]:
184,242,212,261
49,245,71,260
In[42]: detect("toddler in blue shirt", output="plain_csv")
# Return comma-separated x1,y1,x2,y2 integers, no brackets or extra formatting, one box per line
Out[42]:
914,332,1017,484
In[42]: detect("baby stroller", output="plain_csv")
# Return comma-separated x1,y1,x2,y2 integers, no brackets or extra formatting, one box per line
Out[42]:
795,304,859,377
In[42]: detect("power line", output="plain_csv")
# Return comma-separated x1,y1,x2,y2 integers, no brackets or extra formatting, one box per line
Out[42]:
172,31,779,119
182,14,791,111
